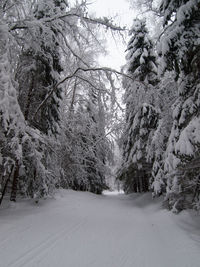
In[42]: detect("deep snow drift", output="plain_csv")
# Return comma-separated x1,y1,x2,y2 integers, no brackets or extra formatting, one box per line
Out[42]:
0,190,200,267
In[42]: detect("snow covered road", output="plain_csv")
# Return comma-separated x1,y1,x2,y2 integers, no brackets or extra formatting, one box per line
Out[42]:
0,190,200,267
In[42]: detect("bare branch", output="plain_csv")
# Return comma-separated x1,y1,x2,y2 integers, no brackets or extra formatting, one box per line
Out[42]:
57,29,90,67
75,74,124,111
33,67,144,121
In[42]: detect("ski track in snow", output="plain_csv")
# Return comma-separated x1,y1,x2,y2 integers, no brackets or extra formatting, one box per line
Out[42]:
0,190,200,267
6,221,87,267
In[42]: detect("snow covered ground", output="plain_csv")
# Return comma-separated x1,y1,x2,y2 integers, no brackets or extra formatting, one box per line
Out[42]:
0,190,200,267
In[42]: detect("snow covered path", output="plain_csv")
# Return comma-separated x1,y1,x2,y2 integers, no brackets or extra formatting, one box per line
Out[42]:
0,190,200,267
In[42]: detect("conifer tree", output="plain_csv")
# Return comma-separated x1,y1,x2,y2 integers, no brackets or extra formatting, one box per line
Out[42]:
119,103,159,193
118,19,159,193
126,18,158,84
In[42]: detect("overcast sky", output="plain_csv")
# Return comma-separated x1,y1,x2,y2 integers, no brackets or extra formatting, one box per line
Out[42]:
88,0,134,70
89,0,133,25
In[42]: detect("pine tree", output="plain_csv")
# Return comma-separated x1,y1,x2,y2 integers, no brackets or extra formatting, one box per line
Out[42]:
118,19,159,193
124,19,158,127
125,18,158,85
119,104,159,193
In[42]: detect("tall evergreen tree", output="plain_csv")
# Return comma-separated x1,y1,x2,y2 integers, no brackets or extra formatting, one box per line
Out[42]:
119,103,159,193
125,18,158,84
118,19,159,193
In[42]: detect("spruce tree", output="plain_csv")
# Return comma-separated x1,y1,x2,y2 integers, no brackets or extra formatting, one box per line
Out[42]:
118,19,159,193
119,103,159,193
125,19,158,84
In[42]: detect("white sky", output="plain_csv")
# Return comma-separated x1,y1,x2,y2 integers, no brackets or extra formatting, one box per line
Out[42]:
88,0,134,70
89,0,133,25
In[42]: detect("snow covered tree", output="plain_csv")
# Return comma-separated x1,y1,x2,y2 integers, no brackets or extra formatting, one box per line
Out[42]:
158,0,200,79
0,17,51,202
60,73,111,194
0,19,25,202
123,18,158,130
0,0,125,202
149,72,177,197
118,19,159,193
125,18,158,85
16,0,66,135
119,103,159,193
1,0,67,201
158,0,200,211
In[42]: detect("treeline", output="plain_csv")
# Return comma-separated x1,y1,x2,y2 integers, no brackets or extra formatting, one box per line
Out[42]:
118,0,200,212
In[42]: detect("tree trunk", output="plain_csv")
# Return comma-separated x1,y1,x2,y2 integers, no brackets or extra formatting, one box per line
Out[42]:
0,165,14,205
10,161,19,202
24,72,35,121
69,77,77,114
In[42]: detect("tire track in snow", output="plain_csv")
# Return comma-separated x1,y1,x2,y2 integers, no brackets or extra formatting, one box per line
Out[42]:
6,219,86,267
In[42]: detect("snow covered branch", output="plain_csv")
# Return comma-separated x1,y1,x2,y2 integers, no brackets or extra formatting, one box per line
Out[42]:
33,67,141,120
9,13,126,32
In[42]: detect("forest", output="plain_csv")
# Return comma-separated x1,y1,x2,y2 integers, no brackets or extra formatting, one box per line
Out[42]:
0,0,200,214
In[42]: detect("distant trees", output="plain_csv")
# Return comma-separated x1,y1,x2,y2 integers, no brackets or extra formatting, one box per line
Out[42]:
60,87,110,194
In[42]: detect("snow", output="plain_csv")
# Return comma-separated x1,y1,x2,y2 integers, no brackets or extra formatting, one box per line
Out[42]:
0,190,200,267
175,117,200,156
